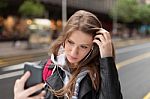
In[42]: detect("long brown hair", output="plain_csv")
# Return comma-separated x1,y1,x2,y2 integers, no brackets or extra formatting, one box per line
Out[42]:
49,10,114,98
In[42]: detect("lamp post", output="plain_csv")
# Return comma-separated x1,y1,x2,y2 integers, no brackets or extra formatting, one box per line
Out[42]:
62,0,67,30
112,0,118,35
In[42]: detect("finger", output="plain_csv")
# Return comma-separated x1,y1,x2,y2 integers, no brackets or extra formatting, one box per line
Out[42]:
32,90,46,99
14,79,21,93
23,83,44,97
103,31,111,41
14,71,31,92
28,90,46,99
93,39,102,47
39,90,46,97
20,71,31,90
94,34,105,42
20,71,31,84
97,28,111,40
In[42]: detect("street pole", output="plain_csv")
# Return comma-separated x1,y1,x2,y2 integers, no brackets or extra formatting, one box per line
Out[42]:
62,0,67,31
112,0,118,35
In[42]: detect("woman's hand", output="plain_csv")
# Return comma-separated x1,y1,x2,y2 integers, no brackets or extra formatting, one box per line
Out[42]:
93,28,113,58
14,71,45,99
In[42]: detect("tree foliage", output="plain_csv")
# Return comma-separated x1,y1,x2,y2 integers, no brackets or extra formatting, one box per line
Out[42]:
19,0,45,18
136,4,150,23
110,0,150,23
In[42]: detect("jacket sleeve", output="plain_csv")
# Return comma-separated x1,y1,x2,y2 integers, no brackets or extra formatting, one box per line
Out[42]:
99,57,123,99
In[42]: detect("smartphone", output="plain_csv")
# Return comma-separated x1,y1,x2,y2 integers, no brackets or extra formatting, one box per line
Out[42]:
24,62,43,96
79,43,100,66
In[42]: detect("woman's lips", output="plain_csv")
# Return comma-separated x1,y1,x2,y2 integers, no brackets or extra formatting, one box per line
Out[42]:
68,55,78,60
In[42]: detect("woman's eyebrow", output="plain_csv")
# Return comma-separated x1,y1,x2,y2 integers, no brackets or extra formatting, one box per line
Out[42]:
68,39,92,46
80,44,92,46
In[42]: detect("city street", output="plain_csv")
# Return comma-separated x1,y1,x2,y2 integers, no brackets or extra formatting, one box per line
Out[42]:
0,41,150,99
0,0,149,98
0,41,49,67
117,42,150,99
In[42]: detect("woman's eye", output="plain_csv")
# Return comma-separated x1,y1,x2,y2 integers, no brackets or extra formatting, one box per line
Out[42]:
67,40,74,45
80,45,88,49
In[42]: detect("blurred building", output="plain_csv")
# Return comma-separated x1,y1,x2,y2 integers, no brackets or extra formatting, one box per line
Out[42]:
0,0,119,41
42,0,115,31
1,0,149,24
2,0,149,41
1,0,116,31
42,0,114,14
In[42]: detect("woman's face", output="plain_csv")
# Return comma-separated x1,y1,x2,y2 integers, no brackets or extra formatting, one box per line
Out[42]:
64,30,93,65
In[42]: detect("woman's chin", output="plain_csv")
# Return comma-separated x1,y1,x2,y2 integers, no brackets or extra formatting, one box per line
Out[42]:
67,57,79,64
68,59,78,64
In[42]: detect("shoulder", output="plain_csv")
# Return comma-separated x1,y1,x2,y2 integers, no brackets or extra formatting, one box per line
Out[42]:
99,57,116,72
79,74,97,99
81,74,92,86
38,57,51,67
79,75,93,94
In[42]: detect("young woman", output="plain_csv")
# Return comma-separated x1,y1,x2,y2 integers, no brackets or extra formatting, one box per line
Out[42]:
14,10,123,99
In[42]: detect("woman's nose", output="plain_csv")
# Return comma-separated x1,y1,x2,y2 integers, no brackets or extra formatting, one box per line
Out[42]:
70,46,79,56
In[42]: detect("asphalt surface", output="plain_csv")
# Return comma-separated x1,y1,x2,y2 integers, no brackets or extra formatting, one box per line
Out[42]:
116,42,150,99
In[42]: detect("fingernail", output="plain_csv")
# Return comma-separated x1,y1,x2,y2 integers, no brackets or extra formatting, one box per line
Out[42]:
40,97,45,99
26,71,30,74
42,83,45,88
41,90,46,94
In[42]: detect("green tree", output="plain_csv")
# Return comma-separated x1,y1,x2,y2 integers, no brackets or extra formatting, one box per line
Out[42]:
110,0,150,23
136,4,150,23
19,0,46,18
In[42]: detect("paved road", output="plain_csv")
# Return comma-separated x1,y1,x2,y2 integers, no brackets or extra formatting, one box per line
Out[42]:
0,41,48,67
116,42,150,99
0,42,150,99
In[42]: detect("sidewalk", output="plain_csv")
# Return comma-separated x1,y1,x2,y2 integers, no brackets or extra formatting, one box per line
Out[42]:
0,37,150,58
0,41,49,58
113,37,150,48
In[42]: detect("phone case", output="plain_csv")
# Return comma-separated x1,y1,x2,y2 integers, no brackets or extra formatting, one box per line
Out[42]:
24,63,43,96
79,43,100,66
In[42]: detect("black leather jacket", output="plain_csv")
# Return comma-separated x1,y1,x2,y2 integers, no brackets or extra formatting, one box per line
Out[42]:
42,57,123,99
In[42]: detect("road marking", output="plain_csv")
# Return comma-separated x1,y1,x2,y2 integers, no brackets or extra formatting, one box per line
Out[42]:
143,92,150,99
116,52,150,99
2,63,24,71
1,61,39,72
116,52,150,70
0,70,23,80
116,42,150,54
0,61,40,80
